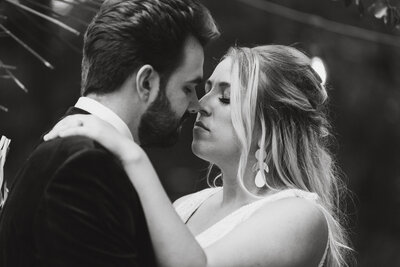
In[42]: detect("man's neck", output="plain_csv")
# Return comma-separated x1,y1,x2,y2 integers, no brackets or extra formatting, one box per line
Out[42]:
85,94,141,142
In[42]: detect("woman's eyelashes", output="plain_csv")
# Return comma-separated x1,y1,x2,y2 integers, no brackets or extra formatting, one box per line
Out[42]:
202,90,230,104
203,84,230,105
219,97,230,104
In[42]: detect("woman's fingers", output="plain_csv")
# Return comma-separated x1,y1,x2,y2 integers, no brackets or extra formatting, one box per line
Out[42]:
43,120,66,141
44,123,75,141
57,127,92,139
44,114,89,141
42,114,145,165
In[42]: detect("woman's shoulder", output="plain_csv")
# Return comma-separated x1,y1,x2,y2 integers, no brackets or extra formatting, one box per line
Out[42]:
173,187,221,209
256,194,327,226
204,190,330,266
173,187,222,223
254,188,328,235
250,191,329,263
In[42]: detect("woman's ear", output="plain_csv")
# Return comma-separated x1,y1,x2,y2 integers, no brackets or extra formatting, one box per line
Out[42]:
136,64,160,105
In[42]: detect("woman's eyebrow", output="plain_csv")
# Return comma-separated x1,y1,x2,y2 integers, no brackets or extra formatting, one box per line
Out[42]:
205,80,231,88
218,82,231,89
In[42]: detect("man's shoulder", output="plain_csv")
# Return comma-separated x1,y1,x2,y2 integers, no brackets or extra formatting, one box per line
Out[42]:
36,136,141,217
20,136,136,211
29,136,113,165
32,136,126,182
36,135,100,155
15,136,120,192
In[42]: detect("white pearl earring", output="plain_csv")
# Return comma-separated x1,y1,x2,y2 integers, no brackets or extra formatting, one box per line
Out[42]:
254,143,269,188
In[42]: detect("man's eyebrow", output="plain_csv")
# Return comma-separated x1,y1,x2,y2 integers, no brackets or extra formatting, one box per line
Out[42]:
187,76,203,84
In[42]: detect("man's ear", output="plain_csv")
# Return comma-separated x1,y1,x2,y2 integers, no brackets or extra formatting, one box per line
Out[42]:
135,64,160,105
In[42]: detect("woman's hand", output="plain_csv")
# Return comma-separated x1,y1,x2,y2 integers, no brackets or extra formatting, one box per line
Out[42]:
44,114,145,165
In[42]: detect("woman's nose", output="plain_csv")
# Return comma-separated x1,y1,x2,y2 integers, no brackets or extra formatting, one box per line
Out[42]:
198,94,211,117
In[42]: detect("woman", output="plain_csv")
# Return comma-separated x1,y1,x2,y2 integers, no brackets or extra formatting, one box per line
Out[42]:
45,45,352,266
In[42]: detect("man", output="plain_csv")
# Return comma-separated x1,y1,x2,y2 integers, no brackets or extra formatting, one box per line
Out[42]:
0,0,219,266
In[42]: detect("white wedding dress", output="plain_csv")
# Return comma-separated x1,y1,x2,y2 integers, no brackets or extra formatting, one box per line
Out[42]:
175,187,328,267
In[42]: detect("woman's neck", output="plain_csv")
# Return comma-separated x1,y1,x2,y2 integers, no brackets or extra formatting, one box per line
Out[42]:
218,165,259,209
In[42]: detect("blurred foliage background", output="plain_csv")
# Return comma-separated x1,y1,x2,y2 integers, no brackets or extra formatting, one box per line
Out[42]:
1,0,400,265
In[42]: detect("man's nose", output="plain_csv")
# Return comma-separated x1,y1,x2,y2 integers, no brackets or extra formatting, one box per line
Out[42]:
188,94,201,114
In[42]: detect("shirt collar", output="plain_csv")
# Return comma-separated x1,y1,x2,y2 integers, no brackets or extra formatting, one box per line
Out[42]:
74,97,134,141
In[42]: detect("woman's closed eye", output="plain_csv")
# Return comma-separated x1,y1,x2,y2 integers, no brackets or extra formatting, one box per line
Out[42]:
219,85,231,104
219,97,230,104
204,80,231,104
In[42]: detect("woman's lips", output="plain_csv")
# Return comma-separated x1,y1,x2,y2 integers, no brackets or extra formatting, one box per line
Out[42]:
194,121,210,131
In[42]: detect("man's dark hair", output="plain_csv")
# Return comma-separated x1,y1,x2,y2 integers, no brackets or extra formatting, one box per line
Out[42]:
81,0,219,96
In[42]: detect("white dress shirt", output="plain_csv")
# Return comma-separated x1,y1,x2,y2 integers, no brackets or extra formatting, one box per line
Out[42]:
74,97,134,141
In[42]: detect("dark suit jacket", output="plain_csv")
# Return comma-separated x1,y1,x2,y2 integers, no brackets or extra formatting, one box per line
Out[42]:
0,107,156,267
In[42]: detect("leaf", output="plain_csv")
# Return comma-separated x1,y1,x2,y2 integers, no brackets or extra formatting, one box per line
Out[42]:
0,105,8,112
368,2,388,19
344,0,352,7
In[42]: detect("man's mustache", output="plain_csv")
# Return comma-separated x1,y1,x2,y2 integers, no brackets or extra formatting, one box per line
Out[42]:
179,111,192,125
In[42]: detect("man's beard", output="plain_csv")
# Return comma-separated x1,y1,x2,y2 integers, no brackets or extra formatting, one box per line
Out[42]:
138,88,189,147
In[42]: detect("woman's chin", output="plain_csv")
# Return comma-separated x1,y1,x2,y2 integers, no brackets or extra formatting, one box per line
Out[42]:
191,140,211,162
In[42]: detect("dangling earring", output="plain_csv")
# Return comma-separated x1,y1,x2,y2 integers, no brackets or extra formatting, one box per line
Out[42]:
253,144,269,188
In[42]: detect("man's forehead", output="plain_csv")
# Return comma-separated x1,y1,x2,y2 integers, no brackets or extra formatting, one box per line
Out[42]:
180,37,204,73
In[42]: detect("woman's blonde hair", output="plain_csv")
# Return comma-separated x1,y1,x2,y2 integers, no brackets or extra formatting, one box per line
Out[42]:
208,45,353,266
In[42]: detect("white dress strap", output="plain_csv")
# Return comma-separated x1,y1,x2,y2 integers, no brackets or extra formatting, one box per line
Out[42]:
240,188,319,222
174,187,222,224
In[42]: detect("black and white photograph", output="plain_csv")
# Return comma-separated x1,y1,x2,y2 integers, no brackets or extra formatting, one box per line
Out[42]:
1,0,400,266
